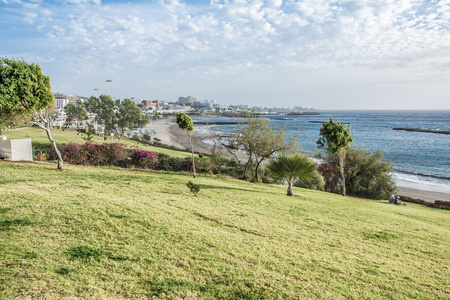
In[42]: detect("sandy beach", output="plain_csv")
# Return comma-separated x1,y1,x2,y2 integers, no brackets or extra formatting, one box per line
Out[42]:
146,117,449,204
146,116,215,156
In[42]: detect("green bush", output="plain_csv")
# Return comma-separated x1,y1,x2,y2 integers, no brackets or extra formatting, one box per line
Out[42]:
294,171,325,191
32,142,53,155
156,153,183,172
186,181,200,195
318,148,396,199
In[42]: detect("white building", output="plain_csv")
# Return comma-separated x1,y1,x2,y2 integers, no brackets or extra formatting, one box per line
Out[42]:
54,93,69,109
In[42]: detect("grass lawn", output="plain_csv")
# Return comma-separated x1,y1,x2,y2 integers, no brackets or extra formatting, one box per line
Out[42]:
1,127,192,158
0,161,449,299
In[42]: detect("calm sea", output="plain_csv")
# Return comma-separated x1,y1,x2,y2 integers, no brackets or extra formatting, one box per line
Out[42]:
193,110,450,194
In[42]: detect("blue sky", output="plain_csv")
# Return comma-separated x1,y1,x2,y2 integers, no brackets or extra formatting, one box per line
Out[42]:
1,0,449,109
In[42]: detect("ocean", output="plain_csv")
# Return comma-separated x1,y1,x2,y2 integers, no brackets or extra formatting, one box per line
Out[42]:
193,110,450,194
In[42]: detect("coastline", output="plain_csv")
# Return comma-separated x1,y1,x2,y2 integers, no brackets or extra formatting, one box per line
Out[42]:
146,117,449,204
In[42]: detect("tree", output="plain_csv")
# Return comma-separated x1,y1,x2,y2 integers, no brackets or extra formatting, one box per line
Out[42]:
0,58,63,169
117,98,142,135
317,118,353,196
266,154,317,196
176,112,196,178
84,94,117,134
318,148,396,199
210,114,298,183
31,106,64,169
0,113,24,135
64,102,87,129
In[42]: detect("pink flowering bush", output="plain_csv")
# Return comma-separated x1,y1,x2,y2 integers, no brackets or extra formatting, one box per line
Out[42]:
56,142,128,166
131,150,158,169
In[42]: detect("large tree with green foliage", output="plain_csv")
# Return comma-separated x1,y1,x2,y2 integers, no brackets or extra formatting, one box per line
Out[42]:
210,114,298,183
317,118,353,196
319,147,396,199
266,154,317,196
0,58,63,169
64,102,87,130
84,94,117,135
176,112,196,178
117,98,149,135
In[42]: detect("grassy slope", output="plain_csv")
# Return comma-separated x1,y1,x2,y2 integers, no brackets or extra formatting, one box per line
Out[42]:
1,127,192,158
0,161,449,299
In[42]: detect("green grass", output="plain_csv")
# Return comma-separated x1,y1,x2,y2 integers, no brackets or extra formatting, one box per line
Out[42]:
0,161,449,299
1,127,192,158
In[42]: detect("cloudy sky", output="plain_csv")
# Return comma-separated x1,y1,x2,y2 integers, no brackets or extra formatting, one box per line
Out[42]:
1,0,449,109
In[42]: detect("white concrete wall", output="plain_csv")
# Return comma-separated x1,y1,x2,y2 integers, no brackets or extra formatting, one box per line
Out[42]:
0,138,33,161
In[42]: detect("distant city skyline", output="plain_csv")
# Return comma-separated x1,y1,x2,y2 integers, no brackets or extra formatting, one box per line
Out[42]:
1,0,449,110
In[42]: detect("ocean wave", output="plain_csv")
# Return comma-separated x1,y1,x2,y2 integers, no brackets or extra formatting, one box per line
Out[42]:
394,169,450,181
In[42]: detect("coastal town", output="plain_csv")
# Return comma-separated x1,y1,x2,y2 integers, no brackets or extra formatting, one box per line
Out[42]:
53,92,318,127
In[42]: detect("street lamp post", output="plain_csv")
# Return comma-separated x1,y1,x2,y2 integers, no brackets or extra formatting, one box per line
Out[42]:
94,88,99,97
105,79,112,97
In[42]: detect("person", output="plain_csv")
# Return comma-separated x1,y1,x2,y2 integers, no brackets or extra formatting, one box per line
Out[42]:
393,196,405,205
389,194,395,204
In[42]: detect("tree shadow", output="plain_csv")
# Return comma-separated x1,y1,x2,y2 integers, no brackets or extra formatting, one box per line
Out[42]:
199,184,280,195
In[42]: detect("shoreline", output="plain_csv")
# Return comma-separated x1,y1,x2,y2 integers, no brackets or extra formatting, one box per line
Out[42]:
146,117,449,204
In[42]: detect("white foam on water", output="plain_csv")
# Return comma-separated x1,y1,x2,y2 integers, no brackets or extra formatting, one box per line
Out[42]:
394,172,450,194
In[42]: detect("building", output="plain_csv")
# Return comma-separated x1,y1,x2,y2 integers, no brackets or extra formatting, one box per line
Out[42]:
192,100,215,110
53,93,69,109
178,96,196,105
142,100,160,108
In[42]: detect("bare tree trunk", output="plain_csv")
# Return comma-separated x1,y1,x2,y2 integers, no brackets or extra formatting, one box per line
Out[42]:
45,127,63,170
339,151,346,196
243,154,253,180
287,180,294,196
254,158,264,183
32,109,63,170
188,132,196,178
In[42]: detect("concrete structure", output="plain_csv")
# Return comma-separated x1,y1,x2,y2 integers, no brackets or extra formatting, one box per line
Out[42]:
192,100,215,110
0,137,33,161
142,100,160,108
54,93,69,109
178,96,196,105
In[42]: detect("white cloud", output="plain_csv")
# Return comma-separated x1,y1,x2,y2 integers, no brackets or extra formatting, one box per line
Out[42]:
2,0,450,108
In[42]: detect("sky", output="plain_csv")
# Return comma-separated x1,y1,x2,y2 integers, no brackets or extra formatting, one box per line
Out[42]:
1,0,449,109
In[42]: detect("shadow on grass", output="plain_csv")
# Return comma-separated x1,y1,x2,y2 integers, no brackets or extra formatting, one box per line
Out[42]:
143,278,268,299
66,246,104,261
198,184,279,195
0,219,32,231
55,267,78,275
193,212,264,237
109,214,129,219
363,230,402,241
0,179,30,185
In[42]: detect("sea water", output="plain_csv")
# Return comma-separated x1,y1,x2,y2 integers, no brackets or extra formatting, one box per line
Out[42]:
193,110,450,194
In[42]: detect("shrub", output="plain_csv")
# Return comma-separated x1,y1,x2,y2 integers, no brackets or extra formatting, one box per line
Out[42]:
81,130,94,142
186,181,200,195
294,171,325,191
131,149,158,169
32,142,53,155
319,148,396,199
33,152,48,162
142,134,151,142
156,153,183,172
180,157,193,172
57,142,128,166
196,158,212,173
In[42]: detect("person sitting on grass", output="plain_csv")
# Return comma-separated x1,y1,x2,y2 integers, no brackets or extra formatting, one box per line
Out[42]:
393,196,406,205
389,194,395,203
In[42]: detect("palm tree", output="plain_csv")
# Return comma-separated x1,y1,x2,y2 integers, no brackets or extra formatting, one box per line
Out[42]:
266,154,317,196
